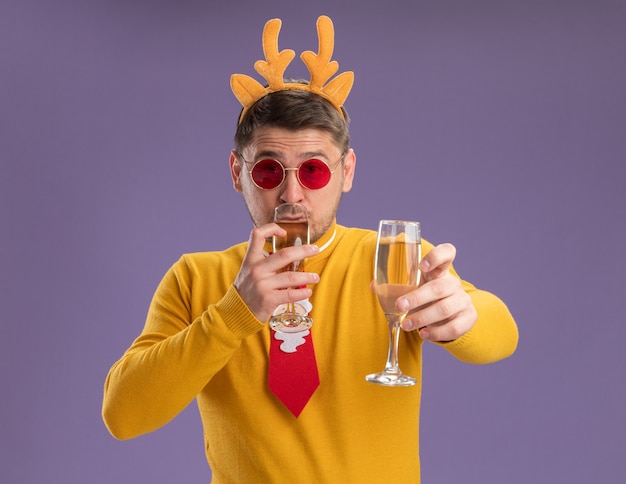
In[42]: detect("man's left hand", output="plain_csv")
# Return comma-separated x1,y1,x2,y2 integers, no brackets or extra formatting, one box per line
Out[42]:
398,243,477,342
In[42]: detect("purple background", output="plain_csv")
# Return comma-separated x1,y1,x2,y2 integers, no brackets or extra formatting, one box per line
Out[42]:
2,0,625,482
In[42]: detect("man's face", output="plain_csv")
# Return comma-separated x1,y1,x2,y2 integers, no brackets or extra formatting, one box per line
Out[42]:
230,126,356,243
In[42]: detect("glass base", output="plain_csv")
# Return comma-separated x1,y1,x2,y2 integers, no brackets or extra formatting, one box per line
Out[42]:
269,314,313,333
365,371,416,387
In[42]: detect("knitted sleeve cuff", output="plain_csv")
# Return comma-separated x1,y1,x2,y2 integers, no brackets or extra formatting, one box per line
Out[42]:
213,284,266,339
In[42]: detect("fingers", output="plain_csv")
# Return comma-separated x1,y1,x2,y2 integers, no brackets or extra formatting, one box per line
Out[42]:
399,259,478,342
401,286,473,333
398,273,461,315
267,243,319,273
420,243,456,281
234,223,320,322
271,268,320,293
416,304,477,342
256,258,319,321
244,223,319,275
246,223,284,262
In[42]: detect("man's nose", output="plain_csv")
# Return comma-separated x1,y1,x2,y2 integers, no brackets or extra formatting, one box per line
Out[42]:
279,168,304,203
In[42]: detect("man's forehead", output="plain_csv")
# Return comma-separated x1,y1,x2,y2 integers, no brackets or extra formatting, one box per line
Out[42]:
245,127,340,157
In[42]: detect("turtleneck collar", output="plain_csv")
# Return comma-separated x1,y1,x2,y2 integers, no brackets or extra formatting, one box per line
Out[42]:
313,221,337,254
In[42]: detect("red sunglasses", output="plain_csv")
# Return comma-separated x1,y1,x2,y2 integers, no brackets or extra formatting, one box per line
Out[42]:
238,153,345,190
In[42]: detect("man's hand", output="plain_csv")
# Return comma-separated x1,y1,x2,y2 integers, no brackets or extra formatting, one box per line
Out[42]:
398,243,477,342
234,223,320,322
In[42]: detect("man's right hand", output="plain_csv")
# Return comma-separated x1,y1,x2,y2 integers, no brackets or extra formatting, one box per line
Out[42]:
233,223,320,322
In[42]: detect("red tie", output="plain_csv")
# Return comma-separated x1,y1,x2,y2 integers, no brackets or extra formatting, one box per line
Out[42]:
268,328,320,417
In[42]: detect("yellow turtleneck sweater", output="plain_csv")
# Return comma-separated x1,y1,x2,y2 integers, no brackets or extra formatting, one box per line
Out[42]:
103,223,518,483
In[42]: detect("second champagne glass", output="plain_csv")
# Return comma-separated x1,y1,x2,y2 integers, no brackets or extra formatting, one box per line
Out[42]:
366,220,421,386
268,203,313,333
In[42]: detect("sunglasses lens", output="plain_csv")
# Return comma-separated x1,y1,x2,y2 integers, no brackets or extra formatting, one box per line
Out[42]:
298,159,332,189
251,159,284,189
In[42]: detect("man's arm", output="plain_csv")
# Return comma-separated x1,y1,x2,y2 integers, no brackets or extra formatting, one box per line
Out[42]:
102,265,262,440
102,223,321,440
399,242,518,363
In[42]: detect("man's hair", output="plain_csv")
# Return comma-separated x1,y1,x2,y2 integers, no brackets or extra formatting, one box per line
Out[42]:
234,88,350,153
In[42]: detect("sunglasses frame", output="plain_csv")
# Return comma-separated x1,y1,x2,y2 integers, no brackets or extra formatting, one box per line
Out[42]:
238,152,346,190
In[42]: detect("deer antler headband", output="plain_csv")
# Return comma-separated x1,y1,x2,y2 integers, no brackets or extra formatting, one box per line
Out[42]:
230,15,354,124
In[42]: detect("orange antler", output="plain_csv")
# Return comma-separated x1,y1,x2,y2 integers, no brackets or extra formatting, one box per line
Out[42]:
253,19,294,91
230,16,354,123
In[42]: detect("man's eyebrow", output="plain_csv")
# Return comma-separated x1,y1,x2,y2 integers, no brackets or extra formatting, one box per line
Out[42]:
255,150,282,159
300,151,327,159
254,150,328,160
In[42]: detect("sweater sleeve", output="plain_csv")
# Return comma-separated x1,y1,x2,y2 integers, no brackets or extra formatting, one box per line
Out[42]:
439,277,519,364
419,240,519,364
102,255,263,440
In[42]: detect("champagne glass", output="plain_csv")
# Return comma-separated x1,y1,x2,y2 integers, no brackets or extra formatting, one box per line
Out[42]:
366,220,421,386
269,203,313,333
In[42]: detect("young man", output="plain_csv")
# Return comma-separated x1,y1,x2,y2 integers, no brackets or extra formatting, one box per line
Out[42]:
103,16,518,483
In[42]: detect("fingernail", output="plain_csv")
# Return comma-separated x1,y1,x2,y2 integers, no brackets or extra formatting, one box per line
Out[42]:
420,329,430,340
421,259,431,270
398,298,409,311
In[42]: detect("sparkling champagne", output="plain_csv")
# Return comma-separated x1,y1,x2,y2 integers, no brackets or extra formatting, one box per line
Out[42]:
273,221,309,272
375,239,421,296
375,283,418,317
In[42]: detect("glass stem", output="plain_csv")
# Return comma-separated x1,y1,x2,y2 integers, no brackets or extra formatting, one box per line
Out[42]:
384,318,403,374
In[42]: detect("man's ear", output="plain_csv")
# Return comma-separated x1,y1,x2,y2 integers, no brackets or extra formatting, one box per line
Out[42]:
229,150,243,193
341,148,356,193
